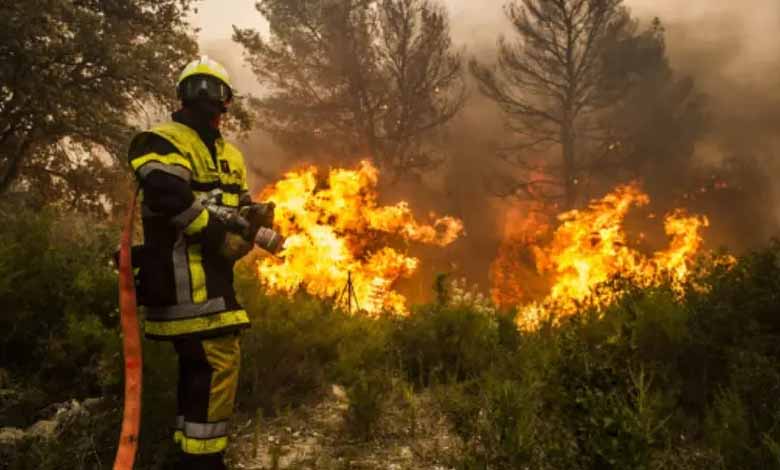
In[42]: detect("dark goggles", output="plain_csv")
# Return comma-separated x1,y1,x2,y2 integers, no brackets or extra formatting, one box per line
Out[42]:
178,75,233,103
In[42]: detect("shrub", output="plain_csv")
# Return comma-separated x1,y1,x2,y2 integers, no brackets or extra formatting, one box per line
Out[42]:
344,370,391,438
234,259,394,415
394,304,501,387
0,205,120,424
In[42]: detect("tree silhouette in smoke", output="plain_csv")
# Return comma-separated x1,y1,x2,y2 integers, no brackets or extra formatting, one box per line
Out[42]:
234,0,467,182
471,0,705,210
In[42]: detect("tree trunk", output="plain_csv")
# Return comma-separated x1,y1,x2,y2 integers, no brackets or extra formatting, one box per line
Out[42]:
561,121,577,209
0,137,29,194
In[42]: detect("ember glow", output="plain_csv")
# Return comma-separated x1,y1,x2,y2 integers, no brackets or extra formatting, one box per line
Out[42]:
256,161,463,315
493,183,718,330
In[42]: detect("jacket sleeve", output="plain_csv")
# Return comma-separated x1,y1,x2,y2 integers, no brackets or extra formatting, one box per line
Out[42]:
128,132,226,241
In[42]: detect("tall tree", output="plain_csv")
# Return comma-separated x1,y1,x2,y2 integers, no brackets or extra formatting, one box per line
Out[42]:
471,0,635,208
0,0,199,197
590,19,706,201
234,0,466,181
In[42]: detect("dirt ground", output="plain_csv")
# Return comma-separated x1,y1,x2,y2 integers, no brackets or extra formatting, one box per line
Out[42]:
227,384,462,470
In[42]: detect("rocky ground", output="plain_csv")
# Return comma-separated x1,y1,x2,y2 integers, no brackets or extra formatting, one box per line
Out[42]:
0,363,464,470
227,384,463,470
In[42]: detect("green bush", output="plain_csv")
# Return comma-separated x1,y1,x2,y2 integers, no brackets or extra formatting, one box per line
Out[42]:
344,371,391,438
2,402,121,470
394,304,501,387
7,200,780,470
0,206,120,426
234,259,393,415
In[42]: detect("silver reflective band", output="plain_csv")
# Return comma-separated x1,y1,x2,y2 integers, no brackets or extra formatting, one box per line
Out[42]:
146,297,228,321
182,420,229,439
137,161,191,181
172,234,192,304
171,200,204,229
176,416,185,430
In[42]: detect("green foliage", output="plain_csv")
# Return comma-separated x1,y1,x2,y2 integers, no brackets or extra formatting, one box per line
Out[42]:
234,0,466,177
234,259,392,415
345,371,391,438
6,201,780,470
394,304,500,386
3,403,121,470
0,205,121,417
3,342,181,470
0,0,199,199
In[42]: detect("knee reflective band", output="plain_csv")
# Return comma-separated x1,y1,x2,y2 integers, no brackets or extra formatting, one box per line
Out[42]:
184,421,229,438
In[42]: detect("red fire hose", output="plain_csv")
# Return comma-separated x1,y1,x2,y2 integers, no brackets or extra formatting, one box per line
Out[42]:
113,188,143,470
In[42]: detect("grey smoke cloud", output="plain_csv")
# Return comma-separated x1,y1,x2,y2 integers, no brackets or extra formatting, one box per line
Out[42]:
194,0,780,256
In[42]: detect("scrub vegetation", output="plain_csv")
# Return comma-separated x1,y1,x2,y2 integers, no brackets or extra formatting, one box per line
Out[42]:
3,0,780,469
4,202,780,469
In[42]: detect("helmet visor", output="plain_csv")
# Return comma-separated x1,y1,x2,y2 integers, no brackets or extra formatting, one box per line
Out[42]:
180,75,232,102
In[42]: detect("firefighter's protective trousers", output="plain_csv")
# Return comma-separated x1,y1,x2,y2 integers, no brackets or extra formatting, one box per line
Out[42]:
173,334,240,454
129,114,251,456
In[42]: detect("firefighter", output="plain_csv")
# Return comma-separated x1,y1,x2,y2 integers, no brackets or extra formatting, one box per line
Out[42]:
127,56,275,469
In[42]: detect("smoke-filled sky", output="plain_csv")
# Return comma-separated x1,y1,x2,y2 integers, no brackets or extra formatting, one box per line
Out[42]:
193,0,780,119
191,0,780,287
193,0,780,68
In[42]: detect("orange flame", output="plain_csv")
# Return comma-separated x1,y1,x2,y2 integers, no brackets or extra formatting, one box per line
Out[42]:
492,183,719,330
256,160,463,315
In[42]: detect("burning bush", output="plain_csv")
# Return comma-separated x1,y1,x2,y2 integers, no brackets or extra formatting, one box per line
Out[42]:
492,183,732,330
256,160,463,315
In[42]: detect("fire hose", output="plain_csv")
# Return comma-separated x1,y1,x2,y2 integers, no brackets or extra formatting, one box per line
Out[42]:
113,188,142,470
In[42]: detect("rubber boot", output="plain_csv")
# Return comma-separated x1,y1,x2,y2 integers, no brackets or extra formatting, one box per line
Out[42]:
178,452,227,470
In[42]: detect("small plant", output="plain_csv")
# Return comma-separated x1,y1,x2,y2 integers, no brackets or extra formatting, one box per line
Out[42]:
345,371,390,438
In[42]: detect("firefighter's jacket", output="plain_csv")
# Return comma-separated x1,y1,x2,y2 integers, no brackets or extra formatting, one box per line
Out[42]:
128,112,251,340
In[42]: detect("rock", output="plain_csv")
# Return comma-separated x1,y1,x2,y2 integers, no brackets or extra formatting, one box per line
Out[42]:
82,397,103,411
0,427,24,445
26,420,57,440
57,399,83,418
331,384,348,402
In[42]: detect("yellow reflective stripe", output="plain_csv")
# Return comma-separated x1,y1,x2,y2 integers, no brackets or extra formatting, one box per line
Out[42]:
173,430,184,444
179,435,228,455
188,244,207,303
184,209,209,236
131,152,191,172
203,335,241,421
144,310,249,337
221,192,239,207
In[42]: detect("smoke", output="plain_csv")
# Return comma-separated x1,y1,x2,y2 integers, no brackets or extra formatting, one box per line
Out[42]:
632,0,780,247
196,0,780,293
